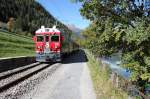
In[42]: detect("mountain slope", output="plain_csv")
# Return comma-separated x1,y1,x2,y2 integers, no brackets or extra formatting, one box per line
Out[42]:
67,24,82,37
0,0,72,35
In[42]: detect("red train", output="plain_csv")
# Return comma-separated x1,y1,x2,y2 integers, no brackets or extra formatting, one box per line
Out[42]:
32,26,79,62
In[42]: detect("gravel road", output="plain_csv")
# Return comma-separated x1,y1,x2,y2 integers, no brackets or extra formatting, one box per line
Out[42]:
0,50,96,99
21,50,96,99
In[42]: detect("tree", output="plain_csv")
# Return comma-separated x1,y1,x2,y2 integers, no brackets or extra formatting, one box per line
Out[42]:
0,0,72,36
14,16,22,32
7,17,14,32
77,0,150,89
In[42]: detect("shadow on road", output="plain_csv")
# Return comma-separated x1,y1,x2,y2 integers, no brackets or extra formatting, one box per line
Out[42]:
62,49,88,64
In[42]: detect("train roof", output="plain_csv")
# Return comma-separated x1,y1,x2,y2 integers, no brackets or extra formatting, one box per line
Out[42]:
35,26,60,34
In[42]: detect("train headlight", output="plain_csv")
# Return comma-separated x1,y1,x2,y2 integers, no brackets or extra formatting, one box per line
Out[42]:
55,45,58,48
37,46,41,49
36,51,39,53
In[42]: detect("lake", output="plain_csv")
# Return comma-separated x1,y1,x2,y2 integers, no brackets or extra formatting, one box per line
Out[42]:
100,53,131,79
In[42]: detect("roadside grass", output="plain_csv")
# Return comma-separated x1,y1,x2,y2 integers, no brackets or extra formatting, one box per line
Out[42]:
0,31,35,58
85,50,128,99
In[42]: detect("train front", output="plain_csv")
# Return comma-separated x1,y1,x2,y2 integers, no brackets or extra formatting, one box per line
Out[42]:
33,26,63,62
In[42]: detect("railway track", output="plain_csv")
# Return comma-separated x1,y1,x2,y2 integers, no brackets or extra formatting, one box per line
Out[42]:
0,62,53,93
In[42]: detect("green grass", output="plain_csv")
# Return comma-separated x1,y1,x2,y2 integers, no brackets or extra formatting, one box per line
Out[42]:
0,30,35,58
85,50,128,99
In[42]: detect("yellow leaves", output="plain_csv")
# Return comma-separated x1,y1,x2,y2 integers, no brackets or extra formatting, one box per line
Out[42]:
140,73,150,81
123,62,139,69
7,17,14,32
113,31,121,42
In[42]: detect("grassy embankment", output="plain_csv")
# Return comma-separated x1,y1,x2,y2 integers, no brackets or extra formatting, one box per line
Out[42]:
0,30,35,58
85,50,128,99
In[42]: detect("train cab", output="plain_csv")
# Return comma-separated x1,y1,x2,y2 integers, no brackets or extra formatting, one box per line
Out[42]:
33,26,64,62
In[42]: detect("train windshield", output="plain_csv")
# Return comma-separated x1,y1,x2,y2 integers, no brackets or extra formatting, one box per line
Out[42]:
51,35,59,42
37,35,44,42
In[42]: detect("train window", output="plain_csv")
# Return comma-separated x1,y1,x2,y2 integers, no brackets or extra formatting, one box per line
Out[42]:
46,35,49,42
51,35,59,42
37,35,44,42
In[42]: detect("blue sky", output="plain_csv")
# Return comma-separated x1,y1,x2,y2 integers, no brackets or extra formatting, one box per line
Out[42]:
37,0,90,29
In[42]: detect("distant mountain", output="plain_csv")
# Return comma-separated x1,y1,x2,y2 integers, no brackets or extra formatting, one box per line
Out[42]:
67,24,82,36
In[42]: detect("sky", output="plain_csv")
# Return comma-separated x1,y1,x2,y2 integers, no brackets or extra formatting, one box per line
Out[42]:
37,0,90,29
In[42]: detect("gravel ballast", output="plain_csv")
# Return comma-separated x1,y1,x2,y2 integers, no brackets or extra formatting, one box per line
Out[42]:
0,50,96,99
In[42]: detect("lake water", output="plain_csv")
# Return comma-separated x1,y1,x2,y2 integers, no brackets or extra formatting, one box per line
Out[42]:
100,53,131,79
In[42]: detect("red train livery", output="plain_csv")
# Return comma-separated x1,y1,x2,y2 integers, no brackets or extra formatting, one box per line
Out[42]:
32,26,79,62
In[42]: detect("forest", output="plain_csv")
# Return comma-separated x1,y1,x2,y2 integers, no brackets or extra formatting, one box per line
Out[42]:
0,0,72,35
76,0,150,91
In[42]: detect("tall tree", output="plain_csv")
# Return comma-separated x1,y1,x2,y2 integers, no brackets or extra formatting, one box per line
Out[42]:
77,0,150,89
